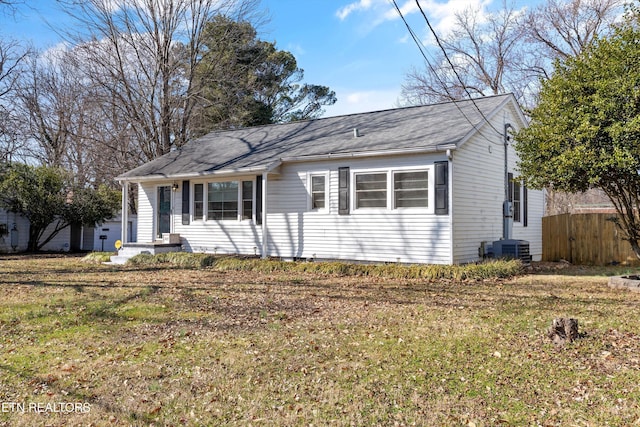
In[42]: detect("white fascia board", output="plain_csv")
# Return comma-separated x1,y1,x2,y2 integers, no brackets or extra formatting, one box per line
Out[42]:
280,145,457,163
116,161,282,183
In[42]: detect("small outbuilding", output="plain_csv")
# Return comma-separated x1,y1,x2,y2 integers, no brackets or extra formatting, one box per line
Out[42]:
116,94,543,264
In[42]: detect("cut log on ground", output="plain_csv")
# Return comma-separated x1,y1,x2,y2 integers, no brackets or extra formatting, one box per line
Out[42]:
548,318,579,346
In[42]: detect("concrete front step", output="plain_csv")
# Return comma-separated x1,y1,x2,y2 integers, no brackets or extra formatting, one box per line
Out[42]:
108,242,182,264
107,256,131,265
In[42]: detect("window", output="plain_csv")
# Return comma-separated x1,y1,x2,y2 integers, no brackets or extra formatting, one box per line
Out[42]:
355,172,387,208
310,175,326,210
193,183,204,220
513,180,521,222
394,171,428,208
242,181,253,220
208,181,238,220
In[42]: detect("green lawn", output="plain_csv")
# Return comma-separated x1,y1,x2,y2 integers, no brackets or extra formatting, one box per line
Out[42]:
1,255,639,426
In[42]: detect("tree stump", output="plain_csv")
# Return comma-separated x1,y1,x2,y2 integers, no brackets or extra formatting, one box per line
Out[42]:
548,318,579,346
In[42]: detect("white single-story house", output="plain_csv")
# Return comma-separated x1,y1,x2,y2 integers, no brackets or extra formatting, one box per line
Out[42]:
116,94,543,264
0,209,135,253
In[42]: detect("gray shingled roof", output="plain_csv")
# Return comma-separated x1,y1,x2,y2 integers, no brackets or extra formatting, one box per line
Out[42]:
118,94,513,181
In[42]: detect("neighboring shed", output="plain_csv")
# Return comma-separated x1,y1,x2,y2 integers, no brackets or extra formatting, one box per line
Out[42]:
117,94,544,264
0,209,132,253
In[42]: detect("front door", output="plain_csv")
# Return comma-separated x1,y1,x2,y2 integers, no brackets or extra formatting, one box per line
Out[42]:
157,186,171,239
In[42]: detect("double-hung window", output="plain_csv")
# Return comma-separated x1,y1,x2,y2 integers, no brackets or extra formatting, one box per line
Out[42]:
208,181,239,220
509,172,524,223
513,180,521,222
393,171,428,208
352,169,431,211
355,172,387,208
193,183,204,220
195,179,254,221
310,174,327,210
242,181,253,220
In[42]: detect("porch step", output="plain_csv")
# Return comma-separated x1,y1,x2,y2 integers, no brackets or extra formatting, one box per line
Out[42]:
107,255,131,265
106,241,182,265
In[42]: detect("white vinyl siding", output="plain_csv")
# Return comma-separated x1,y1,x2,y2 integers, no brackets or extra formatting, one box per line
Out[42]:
266,156,451,264
38,222,71,252
172,176,262,255
451,104,543,263
138,183,155,243
0,211,30,252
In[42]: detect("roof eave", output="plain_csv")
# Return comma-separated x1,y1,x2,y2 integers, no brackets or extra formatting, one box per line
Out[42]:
281,144,457,163
116,161,282,183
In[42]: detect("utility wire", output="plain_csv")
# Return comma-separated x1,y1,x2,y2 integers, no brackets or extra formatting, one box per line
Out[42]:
391,0,506,140
390,0,497,144
413,0,504,136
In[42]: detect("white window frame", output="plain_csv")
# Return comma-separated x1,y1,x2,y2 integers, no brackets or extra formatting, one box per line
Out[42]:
392,168,432,212
207,181,239,221
353,170,389,211
192,182,204,221
192,177,255,222
241,180,255,221
512,180,521,223
351,167,434,213
307,172,329,213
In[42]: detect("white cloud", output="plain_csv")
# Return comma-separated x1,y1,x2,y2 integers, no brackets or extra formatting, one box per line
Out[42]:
342,0,494,40
422,0,492,37
336,0,375,20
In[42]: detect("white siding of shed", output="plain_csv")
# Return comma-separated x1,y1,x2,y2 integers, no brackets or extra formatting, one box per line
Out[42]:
39,221,71,252
94,215,137,251
0,210,29,252
451,104,543,263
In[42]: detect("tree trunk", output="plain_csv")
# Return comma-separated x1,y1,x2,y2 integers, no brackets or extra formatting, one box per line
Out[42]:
548,318,579,346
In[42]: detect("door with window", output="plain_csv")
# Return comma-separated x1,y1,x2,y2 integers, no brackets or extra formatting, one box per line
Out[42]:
157,186,171,239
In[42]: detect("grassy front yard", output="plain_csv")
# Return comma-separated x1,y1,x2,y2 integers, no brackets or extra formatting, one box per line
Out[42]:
1,255,640,426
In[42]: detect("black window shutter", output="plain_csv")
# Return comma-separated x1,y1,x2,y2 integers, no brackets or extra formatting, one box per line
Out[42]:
338,167,350,215
523,184,528,227
181,180,190,225
435,161,448,215
256,175,263,225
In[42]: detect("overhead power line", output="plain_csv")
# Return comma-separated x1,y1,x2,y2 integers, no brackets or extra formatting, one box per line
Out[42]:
390,0,505,140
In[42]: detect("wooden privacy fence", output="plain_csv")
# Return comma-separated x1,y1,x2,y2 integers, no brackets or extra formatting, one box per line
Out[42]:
543,213,640,266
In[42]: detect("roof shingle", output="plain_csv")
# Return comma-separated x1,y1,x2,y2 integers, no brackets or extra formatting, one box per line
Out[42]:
118,94,513,180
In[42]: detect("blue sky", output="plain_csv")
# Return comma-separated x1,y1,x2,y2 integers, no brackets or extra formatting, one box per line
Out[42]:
1,0,537,117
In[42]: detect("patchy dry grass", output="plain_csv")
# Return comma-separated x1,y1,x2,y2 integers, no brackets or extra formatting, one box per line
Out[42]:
1,255,640,426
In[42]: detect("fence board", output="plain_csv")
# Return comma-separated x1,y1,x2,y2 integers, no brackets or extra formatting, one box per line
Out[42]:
542,213,639,265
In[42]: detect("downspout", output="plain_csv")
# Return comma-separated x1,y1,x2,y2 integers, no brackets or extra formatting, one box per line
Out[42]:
261,172,268,259
503,123,514,240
